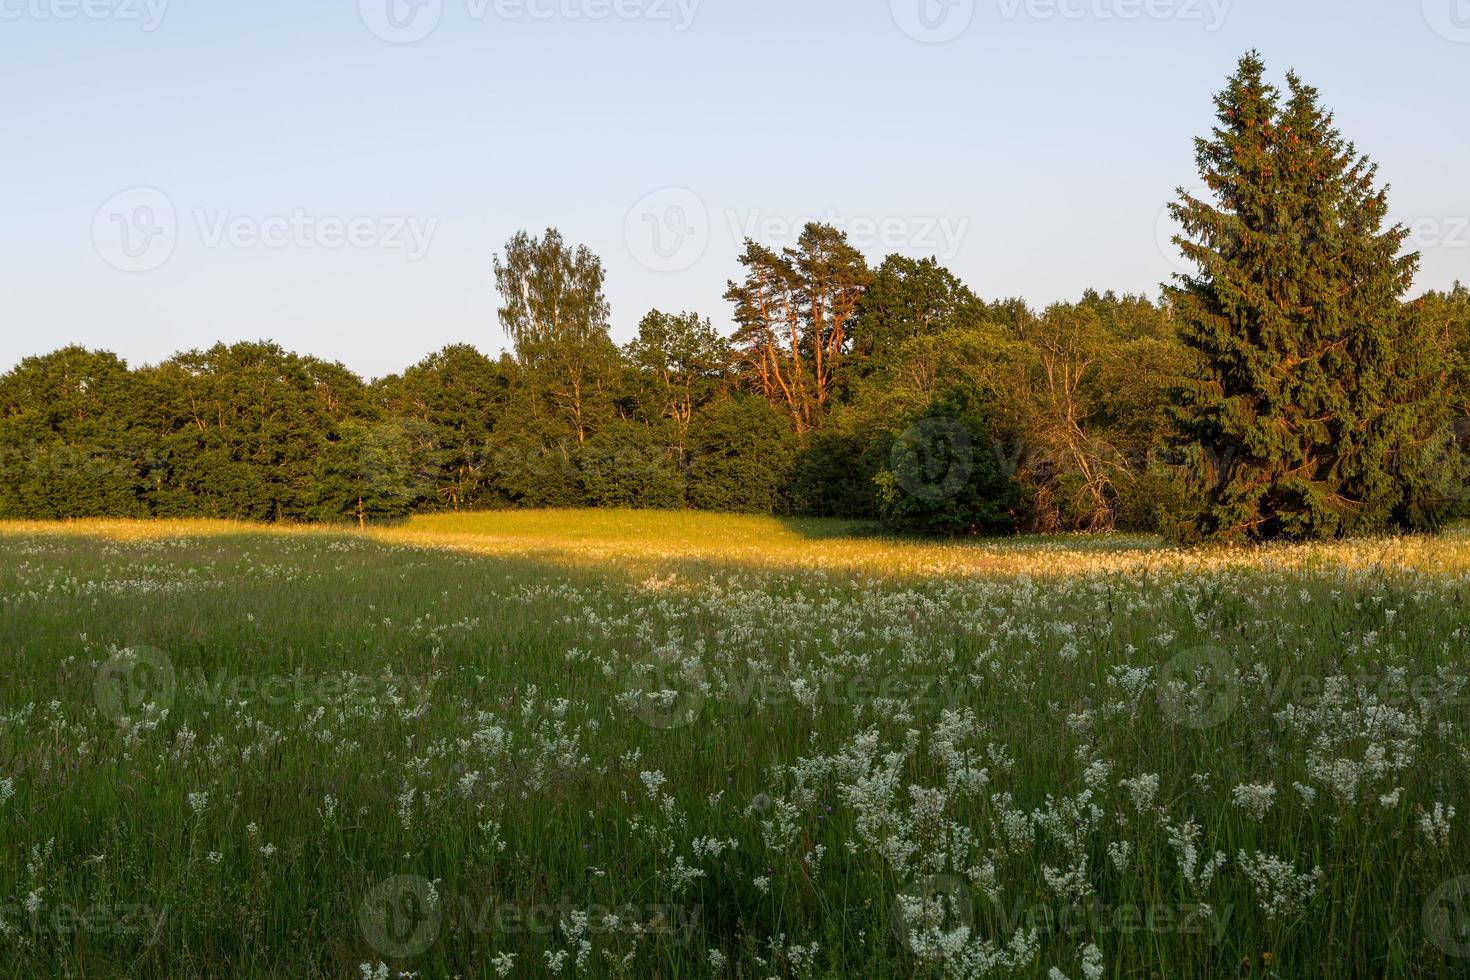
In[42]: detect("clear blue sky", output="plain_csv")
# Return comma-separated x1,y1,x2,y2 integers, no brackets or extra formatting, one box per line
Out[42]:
3,0,1467,378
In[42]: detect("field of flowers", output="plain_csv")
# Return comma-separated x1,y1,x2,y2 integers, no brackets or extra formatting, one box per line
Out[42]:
1,512,1469,978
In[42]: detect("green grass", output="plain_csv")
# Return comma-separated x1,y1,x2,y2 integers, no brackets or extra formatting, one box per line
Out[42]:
1,513,1468,977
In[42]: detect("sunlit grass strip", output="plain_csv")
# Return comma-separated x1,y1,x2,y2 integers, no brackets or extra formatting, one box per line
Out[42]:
6,511,1470,581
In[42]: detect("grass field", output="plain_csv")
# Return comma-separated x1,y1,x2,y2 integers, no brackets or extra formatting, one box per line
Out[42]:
2,511,1469,978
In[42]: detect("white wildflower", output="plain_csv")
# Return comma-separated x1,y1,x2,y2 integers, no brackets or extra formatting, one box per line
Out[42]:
640,770,666,798
1230,783,1275,821
1237,850,1322,919
1421,803,1455,848
1119,773,1159,813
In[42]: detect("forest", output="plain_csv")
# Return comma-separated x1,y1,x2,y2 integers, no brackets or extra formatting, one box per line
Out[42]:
3,55,1469,542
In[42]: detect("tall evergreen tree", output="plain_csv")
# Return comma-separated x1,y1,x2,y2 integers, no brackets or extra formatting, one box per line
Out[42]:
1167,53,1447,542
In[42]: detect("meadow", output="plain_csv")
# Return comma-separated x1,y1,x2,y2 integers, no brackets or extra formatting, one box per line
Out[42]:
2,511,1469,978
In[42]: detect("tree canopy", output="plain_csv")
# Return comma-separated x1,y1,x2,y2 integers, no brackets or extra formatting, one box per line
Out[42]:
2,57,1465,540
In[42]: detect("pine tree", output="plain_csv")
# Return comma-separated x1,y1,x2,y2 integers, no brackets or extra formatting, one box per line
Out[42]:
1166,53,1448,542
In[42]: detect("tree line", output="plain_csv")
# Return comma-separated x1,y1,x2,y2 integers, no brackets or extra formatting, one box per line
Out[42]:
3,53,1468,541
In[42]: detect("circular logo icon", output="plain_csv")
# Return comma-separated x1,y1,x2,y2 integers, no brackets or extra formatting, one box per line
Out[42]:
1426,876,1470,957
1157,645,1237,730
624,188,709,273
93,188,177,273
359,875,442,959
1424,0,1470,43
891,0,975,43
95,646,177,723
359,0,444,43
891,416,974,505
891,874,974,948
621,658,706,730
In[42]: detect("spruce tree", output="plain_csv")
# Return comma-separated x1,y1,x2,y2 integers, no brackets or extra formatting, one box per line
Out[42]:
1167,53,1448,542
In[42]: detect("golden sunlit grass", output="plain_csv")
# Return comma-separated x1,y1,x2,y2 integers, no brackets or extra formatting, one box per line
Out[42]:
7,510,1470,582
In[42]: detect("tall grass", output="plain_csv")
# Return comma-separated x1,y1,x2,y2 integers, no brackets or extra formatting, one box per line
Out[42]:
0,514,1467,977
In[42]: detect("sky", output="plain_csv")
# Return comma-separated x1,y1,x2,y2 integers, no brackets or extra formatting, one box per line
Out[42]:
2,0,1468,379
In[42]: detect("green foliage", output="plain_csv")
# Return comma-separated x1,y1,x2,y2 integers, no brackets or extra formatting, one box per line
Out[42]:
576,419,685,510
786,432,881,519
309,419,418,523
847,255,992,385
1167,53,1451,543
142,342,366,522
0,347,150,519
373,345,512,511
1,188,1460,541
624,311,729,423
685,395,798,514
874,388,1020,536
494,229,620,445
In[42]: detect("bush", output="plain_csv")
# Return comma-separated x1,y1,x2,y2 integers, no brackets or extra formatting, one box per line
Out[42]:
686,396,798,514
577,421,684,510
874,388,1019,536
785,432,880,519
